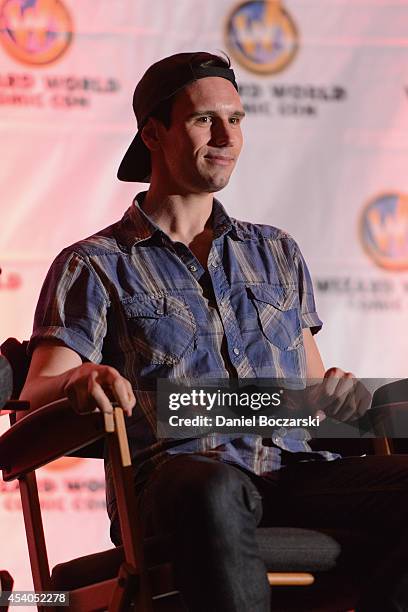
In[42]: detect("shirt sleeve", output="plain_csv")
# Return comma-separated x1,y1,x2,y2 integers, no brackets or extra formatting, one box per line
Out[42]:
28,249,109,363
293,242,323,335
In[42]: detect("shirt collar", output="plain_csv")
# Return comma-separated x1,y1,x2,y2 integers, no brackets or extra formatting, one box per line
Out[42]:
115,191,248,250
211,200,251,241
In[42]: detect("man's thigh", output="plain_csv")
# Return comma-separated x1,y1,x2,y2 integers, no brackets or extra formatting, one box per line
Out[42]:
110,454,264,545
137,453,264,536
256,455,408,531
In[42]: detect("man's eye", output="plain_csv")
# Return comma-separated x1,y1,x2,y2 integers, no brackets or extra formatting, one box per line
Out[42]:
230,116,240,124
197,116,212,123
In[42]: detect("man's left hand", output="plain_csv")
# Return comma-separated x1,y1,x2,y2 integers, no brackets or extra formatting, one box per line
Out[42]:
313,368,372,423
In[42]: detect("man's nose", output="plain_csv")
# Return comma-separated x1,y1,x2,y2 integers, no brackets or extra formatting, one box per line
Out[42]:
211,120,235,147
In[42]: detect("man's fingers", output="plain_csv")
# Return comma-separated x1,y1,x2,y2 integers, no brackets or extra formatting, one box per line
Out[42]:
112,376,135,416
65,364,135,416
320,369,344,416
322,367,340,396
66,381,91,413
98,367,136,416
329,374,355,419
88,371,114,414
348,382,372,421
335,386,358,421
321,369,355,420
319,369,372,423
125,379,137,410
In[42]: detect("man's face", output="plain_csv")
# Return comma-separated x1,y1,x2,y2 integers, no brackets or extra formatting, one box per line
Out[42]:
153,76,245,194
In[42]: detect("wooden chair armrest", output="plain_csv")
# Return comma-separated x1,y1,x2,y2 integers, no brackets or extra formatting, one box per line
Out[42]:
0,398,114,481
1,400,30,412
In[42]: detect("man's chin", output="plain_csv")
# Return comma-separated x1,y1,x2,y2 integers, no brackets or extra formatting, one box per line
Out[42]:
208,182,229,193
202,173,231,193
187,167,234,193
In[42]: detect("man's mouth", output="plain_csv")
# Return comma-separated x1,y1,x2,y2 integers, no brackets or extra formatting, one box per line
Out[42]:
204,155,235,166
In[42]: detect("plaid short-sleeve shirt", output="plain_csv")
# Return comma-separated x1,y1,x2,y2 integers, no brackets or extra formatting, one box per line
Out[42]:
29,193,339,515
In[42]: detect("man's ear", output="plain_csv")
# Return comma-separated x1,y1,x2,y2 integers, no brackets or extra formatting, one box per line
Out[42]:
141,118,162,152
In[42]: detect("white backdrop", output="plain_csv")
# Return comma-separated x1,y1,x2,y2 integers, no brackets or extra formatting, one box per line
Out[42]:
1,0,407,593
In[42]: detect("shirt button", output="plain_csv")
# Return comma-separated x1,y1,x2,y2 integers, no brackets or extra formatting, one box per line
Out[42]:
155,308,164,315
211,261,218,268
233,347,240,356
272,434,281,445
189,264,197,272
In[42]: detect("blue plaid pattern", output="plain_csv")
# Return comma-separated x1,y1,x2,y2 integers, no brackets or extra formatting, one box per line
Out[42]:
29,192,339,514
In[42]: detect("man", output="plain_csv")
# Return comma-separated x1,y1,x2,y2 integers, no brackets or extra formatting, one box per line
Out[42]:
21,52,408,611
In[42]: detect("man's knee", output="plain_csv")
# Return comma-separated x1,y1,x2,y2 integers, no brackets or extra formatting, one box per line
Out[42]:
186,458,258,510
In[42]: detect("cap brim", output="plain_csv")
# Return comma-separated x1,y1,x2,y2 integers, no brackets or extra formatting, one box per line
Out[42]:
117,130,151,182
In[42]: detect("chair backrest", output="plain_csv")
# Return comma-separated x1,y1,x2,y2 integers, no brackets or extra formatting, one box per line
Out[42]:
0,338,29,400
371,379,408,453
0,355,12,410
372,379,408,406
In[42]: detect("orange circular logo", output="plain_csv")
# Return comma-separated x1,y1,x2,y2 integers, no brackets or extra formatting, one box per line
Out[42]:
225,0,299,75
360,192,408,271
0,0,73,66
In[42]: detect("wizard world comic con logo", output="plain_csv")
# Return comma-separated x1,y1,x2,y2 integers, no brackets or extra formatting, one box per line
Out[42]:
0,0,73,66
360,193,408,271
225,0,299,75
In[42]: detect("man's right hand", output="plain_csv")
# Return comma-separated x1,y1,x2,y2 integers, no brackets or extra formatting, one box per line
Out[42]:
20,341,135,416
64,363,135,416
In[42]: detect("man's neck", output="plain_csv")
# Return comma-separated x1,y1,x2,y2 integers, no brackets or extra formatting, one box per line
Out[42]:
142,187,214,246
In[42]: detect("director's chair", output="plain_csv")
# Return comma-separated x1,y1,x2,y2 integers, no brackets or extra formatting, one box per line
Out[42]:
0,338,404,611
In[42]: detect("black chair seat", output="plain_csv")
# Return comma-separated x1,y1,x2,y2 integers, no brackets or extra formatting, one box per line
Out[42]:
51,527,370,592
256,527,341,572
51,533,173,591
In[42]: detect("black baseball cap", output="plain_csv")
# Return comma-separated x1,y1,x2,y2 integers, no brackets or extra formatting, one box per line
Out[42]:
117,52,238,183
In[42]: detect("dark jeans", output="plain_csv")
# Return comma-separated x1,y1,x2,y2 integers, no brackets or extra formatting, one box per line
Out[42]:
111,453,408,611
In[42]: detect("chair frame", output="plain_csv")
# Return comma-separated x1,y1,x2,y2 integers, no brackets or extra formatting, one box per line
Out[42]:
1,397,321,612
0,336,396,611
0,399,153,612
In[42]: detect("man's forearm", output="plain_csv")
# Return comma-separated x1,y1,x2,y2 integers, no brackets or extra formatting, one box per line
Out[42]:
20,367,79,412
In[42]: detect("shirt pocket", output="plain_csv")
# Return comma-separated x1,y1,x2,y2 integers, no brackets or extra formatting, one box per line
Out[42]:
246,284,302,351
122,293,196,365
